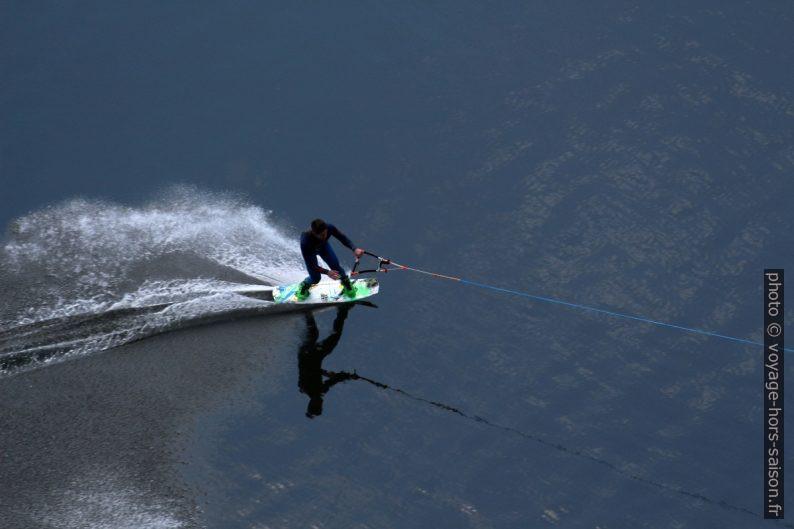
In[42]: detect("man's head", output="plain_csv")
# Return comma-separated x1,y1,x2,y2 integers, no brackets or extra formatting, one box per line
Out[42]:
310,218,328,239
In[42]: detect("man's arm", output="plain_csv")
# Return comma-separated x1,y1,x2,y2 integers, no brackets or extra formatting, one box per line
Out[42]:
327,224,355,250
327,224,365,257
320,370,357,392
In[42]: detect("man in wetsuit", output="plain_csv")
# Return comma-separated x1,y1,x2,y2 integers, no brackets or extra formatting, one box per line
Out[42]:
297,218,364,299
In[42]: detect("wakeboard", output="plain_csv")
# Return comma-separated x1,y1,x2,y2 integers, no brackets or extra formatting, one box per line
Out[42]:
271,278,379,304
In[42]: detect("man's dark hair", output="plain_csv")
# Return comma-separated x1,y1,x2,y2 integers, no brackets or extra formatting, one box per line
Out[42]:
311,218,327,234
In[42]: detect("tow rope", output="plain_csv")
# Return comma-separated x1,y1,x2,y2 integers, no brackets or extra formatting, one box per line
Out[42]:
352,251,791,353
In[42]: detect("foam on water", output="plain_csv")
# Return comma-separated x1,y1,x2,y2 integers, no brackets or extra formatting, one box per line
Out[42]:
0,187,307,375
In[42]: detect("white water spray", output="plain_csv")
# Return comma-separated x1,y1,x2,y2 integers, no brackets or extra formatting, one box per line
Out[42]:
0,187,307,374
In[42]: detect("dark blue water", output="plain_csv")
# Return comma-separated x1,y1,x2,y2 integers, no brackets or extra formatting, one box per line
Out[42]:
1,1,793,528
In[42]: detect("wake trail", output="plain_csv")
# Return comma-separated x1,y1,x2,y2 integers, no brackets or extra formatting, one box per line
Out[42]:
0,186,306,376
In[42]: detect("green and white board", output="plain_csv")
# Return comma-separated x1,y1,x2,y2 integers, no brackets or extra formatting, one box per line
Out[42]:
271,278,379,304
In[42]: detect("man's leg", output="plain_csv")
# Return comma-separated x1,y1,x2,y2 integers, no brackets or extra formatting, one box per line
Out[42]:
302,271,321,286
298,256,322,299
318,242,346,279
302,252,322,285
318,243,354,295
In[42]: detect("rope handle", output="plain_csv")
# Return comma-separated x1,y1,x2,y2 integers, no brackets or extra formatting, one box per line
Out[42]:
351,250,402,276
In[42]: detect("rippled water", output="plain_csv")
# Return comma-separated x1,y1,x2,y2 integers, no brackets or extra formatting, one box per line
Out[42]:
2,1,793,528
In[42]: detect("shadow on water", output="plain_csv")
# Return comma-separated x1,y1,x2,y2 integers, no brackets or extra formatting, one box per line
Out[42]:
341,371,779,524
277,303,780,524
297,304,357,418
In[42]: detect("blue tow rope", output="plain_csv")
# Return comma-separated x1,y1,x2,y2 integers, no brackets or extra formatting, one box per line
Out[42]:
354,251,790,353
459,279,792,353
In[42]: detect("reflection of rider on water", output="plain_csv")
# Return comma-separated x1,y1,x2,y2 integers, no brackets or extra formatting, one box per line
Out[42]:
298,305,356,418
